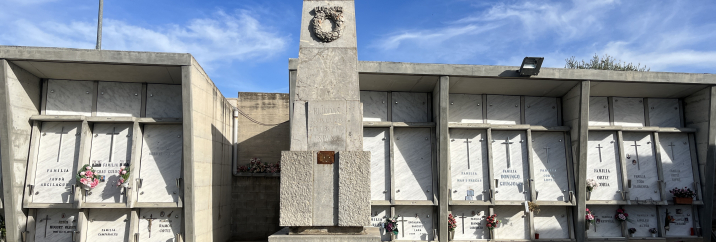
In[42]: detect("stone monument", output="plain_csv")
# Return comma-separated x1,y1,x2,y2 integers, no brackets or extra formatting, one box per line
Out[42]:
269,0,377,241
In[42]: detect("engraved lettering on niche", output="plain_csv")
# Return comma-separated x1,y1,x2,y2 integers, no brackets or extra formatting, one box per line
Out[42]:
539,169,556,182
309,106,345,142
49,220,76,234
632,174,649,188
634,213,653,228
40,168,71,187
470,216,485,230
371,216,383,227
669,169,682,182
500,169,521,186
456,171,482,183
594,169,612,187
97,228,119,237
157,219,174,233
408,220,426,237
92,160,130,182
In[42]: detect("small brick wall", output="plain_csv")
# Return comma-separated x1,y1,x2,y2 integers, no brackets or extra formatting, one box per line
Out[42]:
230,176,281,241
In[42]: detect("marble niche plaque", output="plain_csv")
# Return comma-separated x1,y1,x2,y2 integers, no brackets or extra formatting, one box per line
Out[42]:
494,206,529,239
145,84,182,118
491,131,529,201
486,95,520,124
531,132,570,201
307,100,346,151
586,205,622,238
660,205,695,237
85,209,130,241
623,132,660,201
46,80,93,116
360,91,388,122
648,98,680,127
589,97,610,126
586,132,623,201
449,94,483,123
613,97,645,127
370,206,391,241
625,206,659,237
137,125,183,203
658,133,694,192
394,128,433,201
525,97,559,126
449,129,488,201
364,128,390,201
395,206,433,241
452,206,489,240
139,208,182,242
34,209,78,242
96,82,142,117
86,123,132,203
534,206,570,239
33,122,81,203
392,92,428,122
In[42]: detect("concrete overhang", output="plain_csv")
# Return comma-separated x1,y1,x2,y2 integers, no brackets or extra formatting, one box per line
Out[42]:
0,46,191,84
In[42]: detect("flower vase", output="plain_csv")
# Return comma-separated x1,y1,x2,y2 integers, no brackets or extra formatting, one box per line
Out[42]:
586,191,591,201
585,222,590,231
651,233,656,237
489,229,494,240
449,230,454,241
121,183,129,188
674,197,693,204
391,233,396,240
535,233,540,239
82,184,91,190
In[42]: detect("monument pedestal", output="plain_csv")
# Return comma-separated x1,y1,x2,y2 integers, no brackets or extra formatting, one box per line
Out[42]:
269,227,380,242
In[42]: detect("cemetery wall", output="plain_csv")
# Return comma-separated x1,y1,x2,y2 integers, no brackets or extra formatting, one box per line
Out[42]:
230,176,280,241
186,57,234,242
0,60,41,242
234,92,290,166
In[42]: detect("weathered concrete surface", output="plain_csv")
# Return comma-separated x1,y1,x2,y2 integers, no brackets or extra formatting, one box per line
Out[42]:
291,101,308,151
232,92,290,166
338,151,370,226
269,227,380,242
295,48,359,101
280,151,314,226
0,46,191,65
298,1,357,49
0,60,39,242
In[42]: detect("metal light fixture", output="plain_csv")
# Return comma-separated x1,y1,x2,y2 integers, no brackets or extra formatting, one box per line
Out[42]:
518,57,544,76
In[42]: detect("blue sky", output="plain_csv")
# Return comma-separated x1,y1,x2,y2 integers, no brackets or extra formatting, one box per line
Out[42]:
1,0,714,97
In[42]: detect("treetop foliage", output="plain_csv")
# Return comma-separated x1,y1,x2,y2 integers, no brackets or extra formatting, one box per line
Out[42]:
565,54,649,72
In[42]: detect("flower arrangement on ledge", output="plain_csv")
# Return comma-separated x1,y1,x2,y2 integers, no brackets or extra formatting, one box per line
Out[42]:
649,228,658,237
448,214,457,231
76,164,100,190
615,208,631,223
383,216,399,236
486,214,500,230
586,179,598,192
628,228,637,237
669,187,695,204
117,165,130,188
237,158,281,174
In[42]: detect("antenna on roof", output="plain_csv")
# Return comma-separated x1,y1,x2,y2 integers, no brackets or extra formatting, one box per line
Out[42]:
96,0,103,50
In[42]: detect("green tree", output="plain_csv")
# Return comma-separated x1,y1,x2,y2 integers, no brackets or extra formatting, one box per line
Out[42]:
565,54,649,72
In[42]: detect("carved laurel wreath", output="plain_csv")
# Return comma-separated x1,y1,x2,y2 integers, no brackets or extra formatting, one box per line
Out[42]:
312,6,344,42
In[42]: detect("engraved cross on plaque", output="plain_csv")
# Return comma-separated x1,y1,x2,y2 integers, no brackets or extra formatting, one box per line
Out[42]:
55,126,70,163
465,139,473,169
41,215,51,238
631,141,642,170
502,137,514,168
144,214,156,238
667,142,676,162
398,216,408,237
458,213,467,234
543,147,551,163
596,144,604,163
107,127,121,163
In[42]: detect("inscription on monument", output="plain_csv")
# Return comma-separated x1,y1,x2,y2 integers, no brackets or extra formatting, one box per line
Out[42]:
307,101,347,150
531,132,569,201
86,209,130,241
452,206,489,240
33,122,81,203
622,132,660,201
587,132,623,201
658,133,694,192
86,123,132,203
626,206,659,237
491,131,529,201
34,209,78,242
450,129,488,201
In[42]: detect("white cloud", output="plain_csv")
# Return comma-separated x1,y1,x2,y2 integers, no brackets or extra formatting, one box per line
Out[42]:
0,9,288,69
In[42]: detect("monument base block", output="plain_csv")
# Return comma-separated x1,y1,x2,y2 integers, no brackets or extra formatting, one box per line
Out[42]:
269,227,381,242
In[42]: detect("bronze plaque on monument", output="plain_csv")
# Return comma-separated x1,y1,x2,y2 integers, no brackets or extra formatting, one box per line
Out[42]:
317,151,335,164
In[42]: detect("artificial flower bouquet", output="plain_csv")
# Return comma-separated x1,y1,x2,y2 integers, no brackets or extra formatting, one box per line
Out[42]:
117,165,130,188
615,208,631,223
486,214,500,230
383,216,399,236
448,214,457,231
76,164,100,190
669,187,695,204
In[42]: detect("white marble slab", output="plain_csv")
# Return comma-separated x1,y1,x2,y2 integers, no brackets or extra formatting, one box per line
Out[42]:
86,209,130,241
622,132,661,201
491,131,529,201
449,94,483,123
370,206,391,241
33,122,81,203
364,128,390,201
34,209,78,242
145,84,182,118
139,208,181,242
394,128,432,201
392,92,428,122
625,206,659,237
658,133,694,192
137,125,182,203
660,205,695,237
531,132,569,201
46,80,93,116
361,91,388,122
586,205,622,238
613,97,645,127
486,95,521,124
525,97,558,126
86,123,132,203
449,129,488,201
589,97,610,126
494,206,529,239
452,206,489,240
96,82,142,117
648,98,680,127
534,206,570,239
586,131,623,201
395,206,433,241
